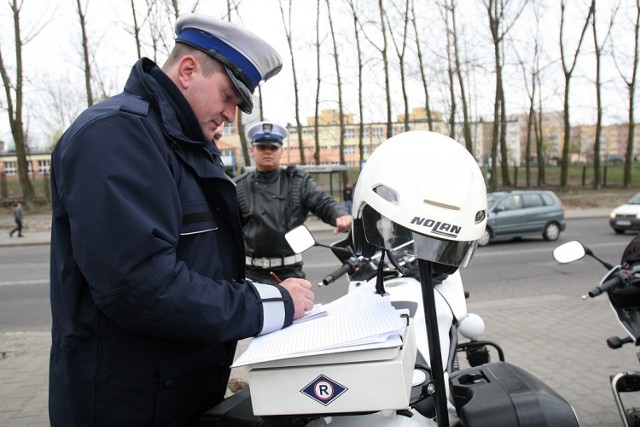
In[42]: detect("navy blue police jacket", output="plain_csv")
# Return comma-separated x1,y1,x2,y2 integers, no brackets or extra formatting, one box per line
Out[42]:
48,58,295,426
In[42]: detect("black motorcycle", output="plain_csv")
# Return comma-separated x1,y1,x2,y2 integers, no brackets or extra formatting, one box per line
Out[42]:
553,234,640,427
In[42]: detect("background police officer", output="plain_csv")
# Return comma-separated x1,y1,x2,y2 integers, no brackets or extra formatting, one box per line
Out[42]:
235,121,352,285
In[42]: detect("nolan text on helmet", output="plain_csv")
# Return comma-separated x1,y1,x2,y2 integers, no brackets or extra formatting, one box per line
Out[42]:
410,217,461,239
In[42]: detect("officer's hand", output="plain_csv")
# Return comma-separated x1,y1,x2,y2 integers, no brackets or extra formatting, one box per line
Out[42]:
334,215,353,234
279,278,315,320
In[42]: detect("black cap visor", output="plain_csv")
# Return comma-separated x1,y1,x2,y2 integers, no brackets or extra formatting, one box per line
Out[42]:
252,137,282,147
224,66,253,114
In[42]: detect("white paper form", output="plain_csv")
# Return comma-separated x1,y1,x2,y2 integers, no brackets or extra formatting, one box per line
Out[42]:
232,287,406,367
292,304,327,324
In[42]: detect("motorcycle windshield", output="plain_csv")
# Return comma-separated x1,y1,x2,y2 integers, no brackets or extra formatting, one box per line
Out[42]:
361,204,477,267
622,233,640,266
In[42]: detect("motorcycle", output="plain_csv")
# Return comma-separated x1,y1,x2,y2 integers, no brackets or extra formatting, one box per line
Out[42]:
199,227,578,426
553,234,640,427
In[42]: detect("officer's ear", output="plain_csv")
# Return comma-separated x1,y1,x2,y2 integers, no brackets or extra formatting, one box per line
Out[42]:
176,55,199,88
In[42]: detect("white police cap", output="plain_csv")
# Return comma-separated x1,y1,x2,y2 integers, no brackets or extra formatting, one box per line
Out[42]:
247,121,288,146
175,13,283,114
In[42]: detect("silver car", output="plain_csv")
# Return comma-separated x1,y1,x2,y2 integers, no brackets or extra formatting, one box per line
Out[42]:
478,190,566,246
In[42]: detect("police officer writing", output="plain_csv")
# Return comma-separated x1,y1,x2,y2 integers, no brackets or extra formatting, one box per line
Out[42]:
49,14,313,427
235,121,353,285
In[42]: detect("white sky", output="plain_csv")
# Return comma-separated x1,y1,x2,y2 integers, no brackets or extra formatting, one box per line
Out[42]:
0,0,637,150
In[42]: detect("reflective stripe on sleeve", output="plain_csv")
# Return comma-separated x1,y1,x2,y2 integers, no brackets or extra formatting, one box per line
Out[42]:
253,282,286,335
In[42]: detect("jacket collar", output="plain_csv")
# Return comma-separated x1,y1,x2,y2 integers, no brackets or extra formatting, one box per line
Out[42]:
125,58,206,144
124,58,227,181
255,168,280,183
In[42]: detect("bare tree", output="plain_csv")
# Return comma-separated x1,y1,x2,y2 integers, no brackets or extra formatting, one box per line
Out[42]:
377,0,393,137
448,0,473,152
279,0,305,164
441,2,457,138
358,1,405,139
147,0,179,62
385,1,411,132
326,0,347,166
223,1,250,168
615,0,640,188
40,78,85,149
167,0,179,18
591,0,619,188
346,0,365,169
531,5,554,188
145,1,164,63
130,0,142,58
525,71,537,188
0,0,34,201
75,0,94,107
485,0,526,190
411,0,434,131
313,0,322,165
535,77,546,186
591,0,603,188
127,0,148,59
559,0,593,189
514,6,544,188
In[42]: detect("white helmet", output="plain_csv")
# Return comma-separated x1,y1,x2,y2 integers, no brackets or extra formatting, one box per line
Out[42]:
352,131,487,269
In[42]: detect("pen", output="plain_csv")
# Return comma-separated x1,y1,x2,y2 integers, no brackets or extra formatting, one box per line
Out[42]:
270,271,283,284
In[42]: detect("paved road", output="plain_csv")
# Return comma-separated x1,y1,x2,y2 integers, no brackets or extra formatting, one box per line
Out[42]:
0,208,634,426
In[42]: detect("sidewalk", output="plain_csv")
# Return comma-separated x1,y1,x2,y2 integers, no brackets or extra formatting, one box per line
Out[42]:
0,208,615,426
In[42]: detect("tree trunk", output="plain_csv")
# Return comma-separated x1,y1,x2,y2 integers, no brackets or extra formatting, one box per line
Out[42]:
0,0,34,201
347,0,365,168
412,0,433,131
450,0,473,152
592,0,603,189
76,0,93,107
559,0,593,189
326,0,346,166
378,0,393,139
313,0,321,165
279,0,305,164
624,1,640,188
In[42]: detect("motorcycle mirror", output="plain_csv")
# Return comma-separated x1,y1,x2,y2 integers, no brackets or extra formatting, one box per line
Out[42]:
285,225,317,253
285,225,356,256
552,241,586,263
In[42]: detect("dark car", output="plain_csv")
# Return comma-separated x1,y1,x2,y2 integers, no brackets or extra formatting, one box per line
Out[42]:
609,192,640,234
479,190,566,246
606,155,625,165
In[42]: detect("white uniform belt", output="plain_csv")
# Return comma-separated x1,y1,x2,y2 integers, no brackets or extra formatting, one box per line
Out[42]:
246,254,303,269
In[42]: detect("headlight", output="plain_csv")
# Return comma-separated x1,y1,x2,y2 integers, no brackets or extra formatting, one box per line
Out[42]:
610,211,616,219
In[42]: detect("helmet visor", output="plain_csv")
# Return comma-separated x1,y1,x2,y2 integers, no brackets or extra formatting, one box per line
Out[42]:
360,204,477,267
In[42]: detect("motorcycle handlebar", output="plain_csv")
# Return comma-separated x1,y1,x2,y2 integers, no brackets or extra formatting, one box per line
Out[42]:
321,259,357,286
588,274,624,298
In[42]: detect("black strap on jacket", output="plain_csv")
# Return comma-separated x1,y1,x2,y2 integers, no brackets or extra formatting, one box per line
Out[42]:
280,166,297,230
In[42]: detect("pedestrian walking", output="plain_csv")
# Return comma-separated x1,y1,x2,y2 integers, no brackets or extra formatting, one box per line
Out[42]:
343,182,353,214
9,202,23,238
